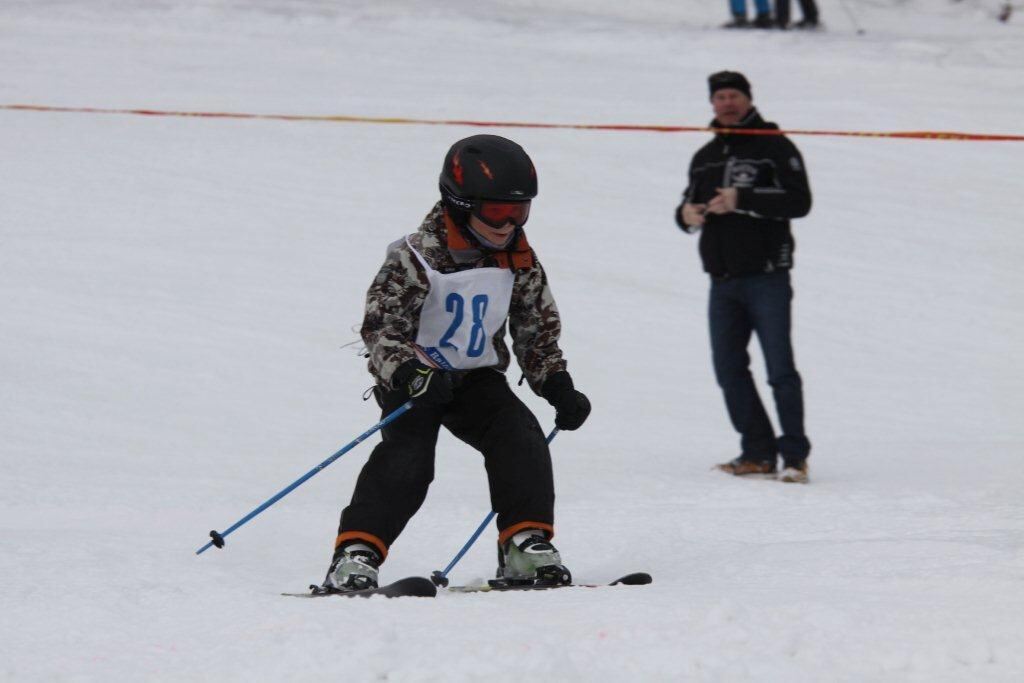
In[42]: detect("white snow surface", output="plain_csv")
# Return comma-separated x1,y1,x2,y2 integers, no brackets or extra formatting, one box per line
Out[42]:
2,0,1023,680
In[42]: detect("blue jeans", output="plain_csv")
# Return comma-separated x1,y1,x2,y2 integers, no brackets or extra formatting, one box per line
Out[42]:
730,0,771,16
709,271,810,463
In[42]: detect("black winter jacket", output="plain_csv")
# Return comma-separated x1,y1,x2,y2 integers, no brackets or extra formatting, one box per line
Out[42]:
676,108,812,277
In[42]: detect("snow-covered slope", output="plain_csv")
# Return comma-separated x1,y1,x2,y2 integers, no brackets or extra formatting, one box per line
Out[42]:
2,1,1023,680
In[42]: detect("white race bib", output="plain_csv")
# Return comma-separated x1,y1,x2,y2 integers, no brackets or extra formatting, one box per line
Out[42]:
407,237,514,370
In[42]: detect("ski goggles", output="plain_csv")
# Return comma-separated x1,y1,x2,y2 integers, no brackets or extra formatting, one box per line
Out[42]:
471,200,531,229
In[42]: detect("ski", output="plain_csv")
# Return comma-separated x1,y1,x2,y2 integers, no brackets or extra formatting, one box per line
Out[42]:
445,572,652,593
283,576,437,599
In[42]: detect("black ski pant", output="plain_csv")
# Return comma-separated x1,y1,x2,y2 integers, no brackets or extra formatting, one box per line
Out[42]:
775,0,819,26
336,368,555,561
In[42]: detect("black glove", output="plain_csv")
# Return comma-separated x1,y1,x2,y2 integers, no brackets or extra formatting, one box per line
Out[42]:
391,360,453,407
541,371,591,431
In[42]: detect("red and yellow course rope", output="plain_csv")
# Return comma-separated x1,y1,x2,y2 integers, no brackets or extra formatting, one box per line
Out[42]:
3,104,1021,142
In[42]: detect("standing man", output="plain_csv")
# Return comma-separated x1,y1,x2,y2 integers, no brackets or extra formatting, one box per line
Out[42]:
676,71,812,484
323,135,591,592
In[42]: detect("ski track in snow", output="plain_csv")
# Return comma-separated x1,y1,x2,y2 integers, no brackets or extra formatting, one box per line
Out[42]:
2,1,1023,680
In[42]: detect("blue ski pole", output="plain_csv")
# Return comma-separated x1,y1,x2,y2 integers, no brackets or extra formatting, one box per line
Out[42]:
430,427,559,586
195,400,413,555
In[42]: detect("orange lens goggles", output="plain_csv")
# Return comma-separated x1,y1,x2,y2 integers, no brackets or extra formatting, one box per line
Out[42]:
473,200,531,228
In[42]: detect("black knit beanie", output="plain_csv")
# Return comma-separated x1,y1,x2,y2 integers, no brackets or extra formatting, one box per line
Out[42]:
708,71,752,100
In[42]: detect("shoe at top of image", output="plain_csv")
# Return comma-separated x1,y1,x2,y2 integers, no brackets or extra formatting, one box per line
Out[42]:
722,15,749,29
794,18,821,30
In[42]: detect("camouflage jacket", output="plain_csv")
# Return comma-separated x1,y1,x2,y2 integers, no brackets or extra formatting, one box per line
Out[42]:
361,202,567,395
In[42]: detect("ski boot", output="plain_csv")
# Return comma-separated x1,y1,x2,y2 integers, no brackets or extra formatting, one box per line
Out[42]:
492,531,571,588
322,543,381,592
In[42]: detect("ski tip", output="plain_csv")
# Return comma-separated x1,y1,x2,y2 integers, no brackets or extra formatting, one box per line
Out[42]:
611,572,652,586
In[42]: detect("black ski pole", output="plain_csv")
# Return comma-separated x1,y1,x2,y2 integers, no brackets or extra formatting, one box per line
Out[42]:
430,427,559,586
195,401,414,555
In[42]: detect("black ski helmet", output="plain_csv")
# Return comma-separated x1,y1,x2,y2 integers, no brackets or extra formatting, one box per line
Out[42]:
439,135,537,217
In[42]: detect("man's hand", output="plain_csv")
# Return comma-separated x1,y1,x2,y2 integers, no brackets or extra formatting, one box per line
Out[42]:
681,202,707,228
706,187,738,215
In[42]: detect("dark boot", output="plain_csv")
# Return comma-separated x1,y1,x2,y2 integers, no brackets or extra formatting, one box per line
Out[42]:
722,14,749,29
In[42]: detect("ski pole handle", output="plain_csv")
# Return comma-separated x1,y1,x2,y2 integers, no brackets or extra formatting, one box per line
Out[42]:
196,400,414,555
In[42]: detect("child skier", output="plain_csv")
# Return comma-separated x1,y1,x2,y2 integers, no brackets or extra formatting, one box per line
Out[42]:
323,134,591,591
